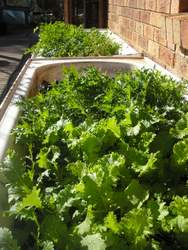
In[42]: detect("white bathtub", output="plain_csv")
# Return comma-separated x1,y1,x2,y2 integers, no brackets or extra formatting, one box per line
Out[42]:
0,54,182,161
0,56,149,160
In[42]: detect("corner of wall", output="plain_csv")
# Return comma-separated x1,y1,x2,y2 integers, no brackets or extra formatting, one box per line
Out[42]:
108,0,188,79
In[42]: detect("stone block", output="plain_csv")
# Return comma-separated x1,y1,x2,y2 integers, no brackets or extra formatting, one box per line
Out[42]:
128,0,137,8
129,19,136,31
148,40,160,57
122,7,129,17
138,35,148,50
159,46,175,67
157,0,171,13
133,9,140,21
170,0,180,14
173,18,181,45
137,0,145,9
181,20,188,49
153,26,166,45
124,0,128,6
145,0,157,11
143,24,154,40
150,12,165,28
175,52,188,79
132,32,139,46
136,22,144,35
140,11,150,24
166,17,174,46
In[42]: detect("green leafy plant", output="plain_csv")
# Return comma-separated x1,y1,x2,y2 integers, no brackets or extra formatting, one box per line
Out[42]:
0,227,20,250
28,22,120,57
1,67,188,249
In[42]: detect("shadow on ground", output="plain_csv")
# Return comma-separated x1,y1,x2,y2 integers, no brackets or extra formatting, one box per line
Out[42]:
0,26,37,99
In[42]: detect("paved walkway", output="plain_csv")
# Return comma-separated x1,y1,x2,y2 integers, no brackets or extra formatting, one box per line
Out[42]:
0,27,35,97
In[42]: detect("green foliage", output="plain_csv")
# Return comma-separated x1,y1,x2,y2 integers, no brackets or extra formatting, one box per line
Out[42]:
42,241,54,250
28,22,120,57
121,208,153,249
171,113,188,139
1,67,188,249
173,138,188,165
0,227,20,250
81,233,106,250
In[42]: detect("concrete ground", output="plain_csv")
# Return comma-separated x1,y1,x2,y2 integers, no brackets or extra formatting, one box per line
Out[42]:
0,26,35,97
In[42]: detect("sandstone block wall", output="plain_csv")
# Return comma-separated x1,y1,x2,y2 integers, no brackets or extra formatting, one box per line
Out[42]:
108,0,188,79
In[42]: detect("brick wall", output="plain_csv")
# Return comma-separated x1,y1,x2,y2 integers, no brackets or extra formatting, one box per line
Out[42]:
108,0,188,79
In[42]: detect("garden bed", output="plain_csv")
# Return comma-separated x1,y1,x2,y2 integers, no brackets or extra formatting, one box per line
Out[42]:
27,22,121,57
0,57,146,160
0,62,188,249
